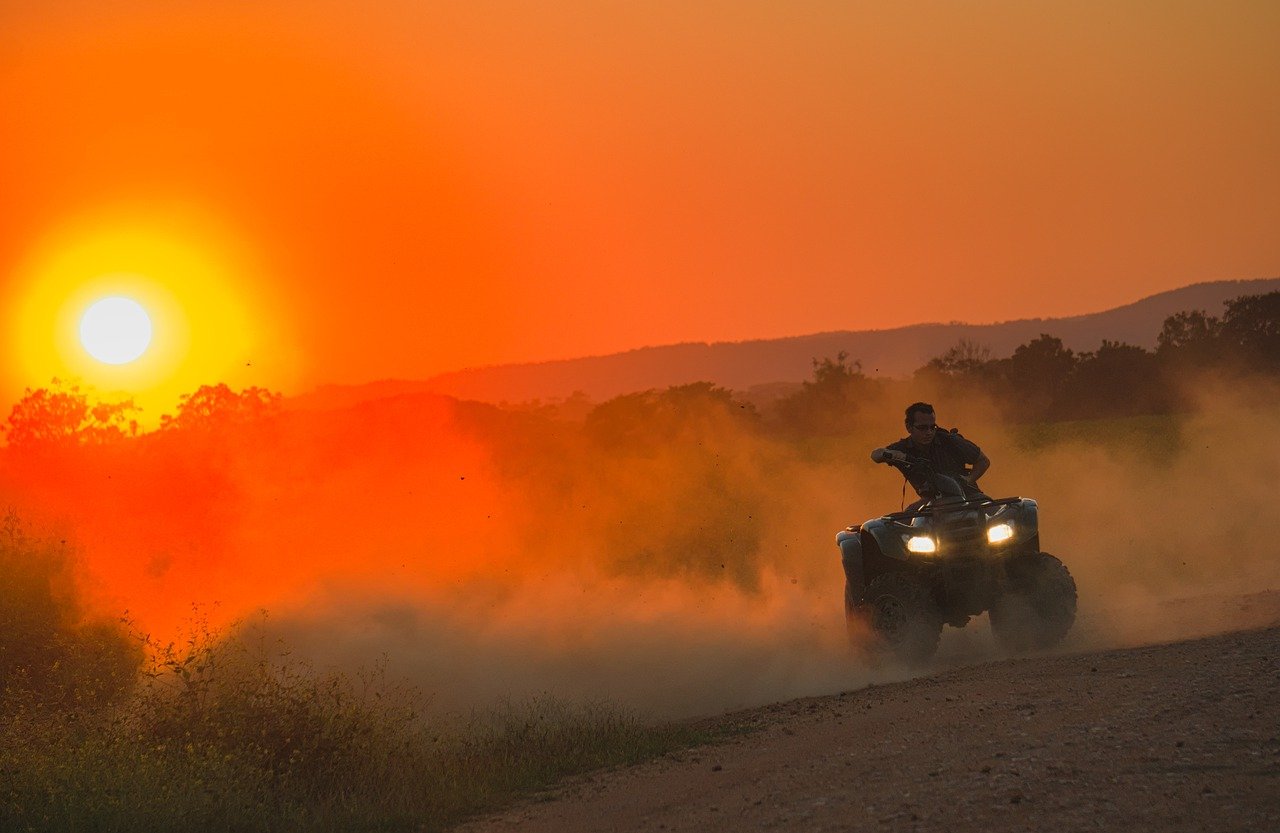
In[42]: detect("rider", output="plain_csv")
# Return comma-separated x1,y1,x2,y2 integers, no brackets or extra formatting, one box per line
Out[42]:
839,402,991,611
887,402,990,506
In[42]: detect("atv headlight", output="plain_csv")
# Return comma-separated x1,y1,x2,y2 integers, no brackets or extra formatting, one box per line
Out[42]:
906,535,937,554
987,522,1014,544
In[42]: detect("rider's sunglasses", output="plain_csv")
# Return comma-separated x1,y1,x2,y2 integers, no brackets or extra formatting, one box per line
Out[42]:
912,423,937,431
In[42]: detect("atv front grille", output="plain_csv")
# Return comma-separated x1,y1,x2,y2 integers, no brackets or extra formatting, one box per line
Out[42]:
937,512,986,551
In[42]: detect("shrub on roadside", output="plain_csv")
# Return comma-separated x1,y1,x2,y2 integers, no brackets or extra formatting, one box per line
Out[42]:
2,598,704,833
0,513,141,716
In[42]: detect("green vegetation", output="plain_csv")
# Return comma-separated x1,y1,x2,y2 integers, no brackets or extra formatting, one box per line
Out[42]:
1010,413,1186,461
0,524,712,833
3,682,702,833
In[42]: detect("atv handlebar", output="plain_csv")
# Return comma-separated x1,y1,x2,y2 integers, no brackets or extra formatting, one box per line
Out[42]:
870,447,906,464
870,446,971,502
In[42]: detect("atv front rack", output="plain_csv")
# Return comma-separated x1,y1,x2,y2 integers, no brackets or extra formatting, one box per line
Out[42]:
881,495,1023,523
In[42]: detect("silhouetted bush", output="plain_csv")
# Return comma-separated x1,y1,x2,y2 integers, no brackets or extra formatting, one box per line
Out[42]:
0,514,141,715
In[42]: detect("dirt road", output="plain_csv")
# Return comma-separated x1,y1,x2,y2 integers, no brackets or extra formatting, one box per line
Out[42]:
460,595,1280,833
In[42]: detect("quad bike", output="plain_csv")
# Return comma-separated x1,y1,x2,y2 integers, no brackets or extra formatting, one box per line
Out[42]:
837,448,1077,663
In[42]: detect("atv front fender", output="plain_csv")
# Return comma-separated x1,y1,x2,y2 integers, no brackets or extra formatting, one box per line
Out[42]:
859,518,909,562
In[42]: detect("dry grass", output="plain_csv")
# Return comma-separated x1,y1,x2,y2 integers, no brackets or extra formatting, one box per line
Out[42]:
2,627,708,833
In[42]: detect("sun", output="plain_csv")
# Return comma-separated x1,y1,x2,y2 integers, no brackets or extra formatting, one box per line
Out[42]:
5,210,299,426
79,296,154,365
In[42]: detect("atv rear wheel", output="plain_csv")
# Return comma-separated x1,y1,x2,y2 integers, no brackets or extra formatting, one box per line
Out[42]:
865,572,942,664
991,552,1077,651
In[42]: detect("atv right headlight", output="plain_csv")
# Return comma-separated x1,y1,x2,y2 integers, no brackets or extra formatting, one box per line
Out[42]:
906,535,937,554
987,522,1014,544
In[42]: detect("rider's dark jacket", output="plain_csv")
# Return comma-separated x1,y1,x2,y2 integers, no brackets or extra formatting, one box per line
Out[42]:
886,428,984,497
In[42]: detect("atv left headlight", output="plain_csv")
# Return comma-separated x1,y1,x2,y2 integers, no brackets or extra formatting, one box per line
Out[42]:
906,535,937,554
987,522,1014,544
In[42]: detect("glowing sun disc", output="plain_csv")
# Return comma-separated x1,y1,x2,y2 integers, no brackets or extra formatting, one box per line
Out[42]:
79,296,154,364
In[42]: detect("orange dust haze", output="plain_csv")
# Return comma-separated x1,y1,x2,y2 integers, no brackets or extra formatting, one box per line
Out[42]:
3,376,1278,718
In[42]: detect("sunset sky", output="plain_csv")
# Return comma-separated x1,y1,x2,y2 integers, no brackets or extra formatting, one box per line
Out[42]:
3,1,1278,412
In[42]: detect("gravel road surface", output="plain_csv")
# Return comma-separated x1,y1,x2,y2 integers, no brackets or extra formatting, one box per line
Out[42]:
460,592,1280,833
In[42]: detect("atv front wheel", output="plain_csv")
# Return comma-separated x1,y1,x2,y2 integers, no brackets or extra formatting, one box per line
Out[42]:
865,572,942,664
991,552,1077,651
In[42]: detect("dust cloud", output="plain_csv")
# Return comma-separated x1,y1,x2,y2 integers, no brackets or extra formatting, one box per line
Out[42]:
2,376,1277,719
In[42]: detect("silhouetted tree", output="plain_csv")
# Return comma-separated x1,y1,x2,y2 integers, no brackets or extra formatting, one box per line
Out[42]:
584,382,750,451
1001,334,1076,420
1156,309,1220,351
923,339,993,377
1156,308,1224,369
913,339,1003,402
2,379,138,449
1221,291,1280,370
1061,341,1169,418
773,352,876,435
159,384,282,432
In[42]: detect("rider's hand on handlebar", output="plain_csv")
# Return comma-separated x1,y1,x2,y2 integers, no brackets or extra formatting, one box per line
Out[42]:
870,447,907,464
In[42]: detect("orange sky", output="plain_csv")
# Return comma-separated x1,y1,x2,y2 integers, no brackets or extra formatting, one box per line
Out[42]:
3,1,1279,405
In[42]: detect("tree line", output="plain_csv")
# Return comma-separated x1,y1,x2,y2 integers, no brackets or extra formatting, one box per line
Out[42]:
754,289,1280,433
3,290,1277,450
913,290,1280,423
2,382,282,450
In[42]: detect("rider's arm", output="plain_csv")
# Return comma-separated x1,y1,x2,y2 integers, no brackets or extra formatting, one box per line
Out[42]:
967,452,990,485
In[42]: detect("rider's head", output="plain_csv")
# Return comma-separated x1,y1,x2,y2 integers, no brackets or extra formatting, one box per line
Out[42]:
904,402,938,446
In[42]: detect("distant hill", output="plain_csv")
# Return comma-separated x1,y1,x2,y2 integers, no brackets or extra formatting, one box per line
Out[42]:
288,278,1280,410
